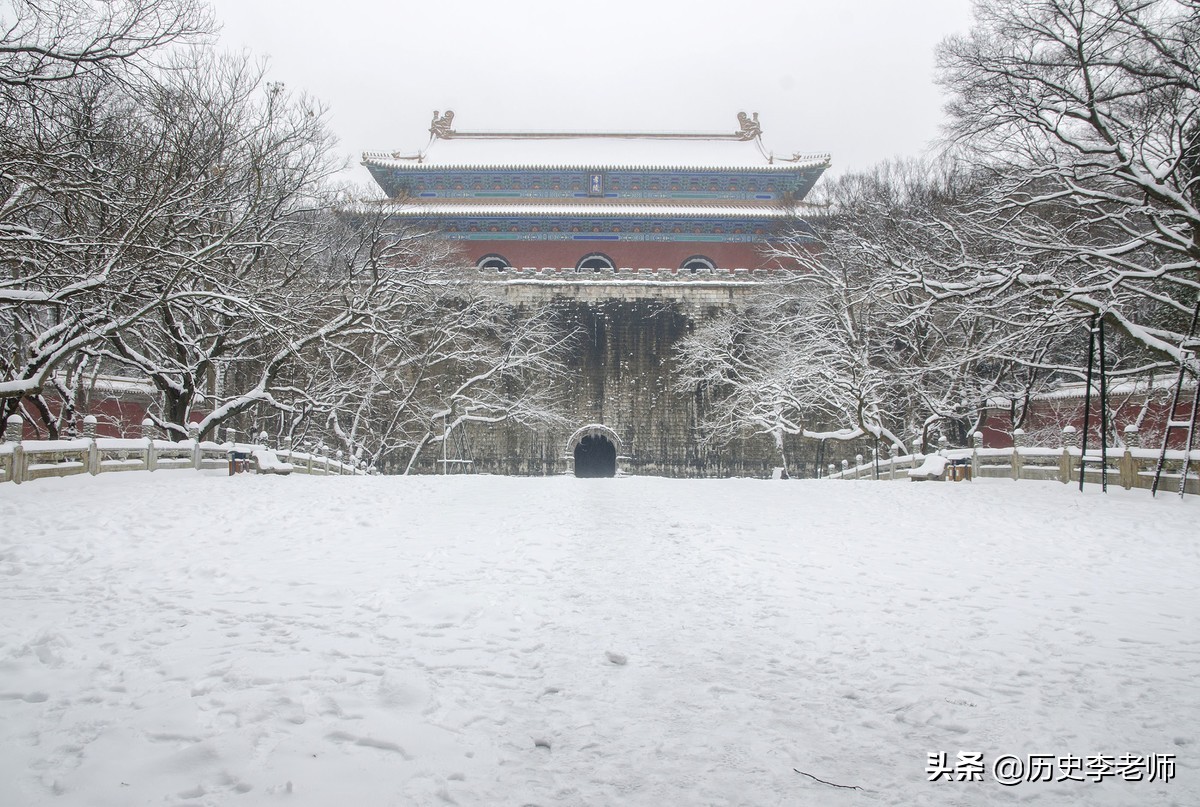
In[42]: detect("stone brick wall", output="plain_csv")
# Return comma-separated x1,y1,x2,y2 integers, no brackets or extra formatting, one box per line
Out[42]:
424,274,853,478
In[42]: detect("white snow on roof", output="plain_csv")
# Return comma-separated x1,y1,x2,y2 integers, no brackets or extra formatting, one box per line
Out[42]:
984,375,1196,406
55,372,156,397
364,135,829,172
376,201,820,219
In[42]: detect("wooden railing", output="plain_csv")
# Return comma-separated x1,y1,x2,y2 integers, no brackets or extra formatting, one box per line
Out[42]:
826,429,1197,496
1,415,364,485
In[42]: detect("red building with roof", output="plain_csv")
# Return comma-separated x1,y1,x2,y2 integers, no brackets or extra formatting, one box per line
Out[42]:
362,110,828,274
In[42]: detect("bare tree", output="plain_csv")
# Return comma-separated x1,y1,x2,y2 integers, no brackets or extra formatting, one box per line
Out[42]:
2,1,572,459
89,51,346,439
934,0,1200,370
678,160,1048,468
277,229,573,473
0,0,211,88
678,262,911,475
682,2,1200,462
0,0,213,430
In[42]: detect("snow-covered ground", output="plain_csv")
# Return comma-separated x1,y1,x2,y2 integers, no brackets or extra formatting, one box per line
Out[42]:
1,473,1196,806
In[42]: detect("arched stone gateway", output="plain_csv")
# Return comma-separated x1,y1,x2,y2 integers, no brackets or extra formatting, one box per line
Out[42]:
567,424,620,478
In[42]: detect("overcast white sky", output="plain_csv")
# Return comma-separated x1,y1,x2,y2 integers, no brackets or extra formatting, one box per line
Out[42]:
210,0,977,187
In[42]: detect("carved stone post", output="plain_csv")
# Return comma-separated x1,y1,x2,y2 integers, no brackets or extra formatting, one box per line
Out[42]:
1011,428,1025,481
853,453,863,480
140,418,157,471
1062,425,1078,448
840,459,848,478
827,463,835,479
4,414,22,443
5,415,22,483
1123,425,1140,449
188,422,202,470
10,443,23,485
1119,425,1138,489
1060,425,1078,484
83,415,99,475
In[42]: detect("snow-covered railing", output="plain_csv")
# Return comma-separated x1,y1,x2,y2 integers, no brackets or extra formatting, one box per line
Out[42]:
274,448,363,477
0,416,364,486
825,427,1197,496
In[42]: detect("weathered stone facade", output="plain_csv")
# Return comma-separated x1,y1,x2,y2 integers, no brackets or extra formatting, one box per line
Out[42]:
419,269,828,478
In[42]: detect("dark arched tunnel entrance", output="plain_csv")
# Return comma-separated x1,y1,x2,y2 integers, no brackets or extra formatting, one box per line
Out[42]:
573,435,617,478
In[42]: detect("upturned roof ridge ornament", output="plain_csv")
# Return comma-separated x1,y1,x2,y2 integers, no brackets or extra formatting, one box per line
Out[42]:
430,109,455,139
736,111,762,140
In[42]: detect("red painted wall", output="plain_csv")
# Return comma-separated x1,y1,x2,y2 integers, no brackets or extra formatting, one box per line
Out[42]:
17,393,210,440
982,390,1195,449
461,240,801,271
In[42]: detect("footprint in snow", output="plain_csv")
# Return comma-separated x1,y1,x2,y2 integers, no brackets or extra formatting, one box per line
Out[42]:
605,651,627,666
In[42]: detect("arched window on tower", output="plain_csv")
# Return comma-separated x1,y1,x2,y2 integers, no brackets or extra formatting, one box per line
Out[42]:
681,255,716,273
576,253,615,272
476,254,511,271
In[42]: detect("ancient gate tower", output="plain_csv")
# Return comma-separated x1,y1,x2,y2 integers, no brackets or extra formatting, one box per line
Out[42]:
363,112,829,477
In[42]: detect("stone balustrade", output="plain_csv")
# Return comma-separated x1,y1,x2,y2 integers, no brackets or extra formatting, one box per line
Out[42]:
826,427,1197,496
0,417,364,486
